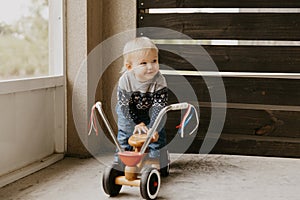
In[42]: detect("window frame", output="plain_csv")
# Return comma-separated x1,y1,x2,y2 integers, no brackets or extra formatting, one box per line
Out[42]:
0,0,65,94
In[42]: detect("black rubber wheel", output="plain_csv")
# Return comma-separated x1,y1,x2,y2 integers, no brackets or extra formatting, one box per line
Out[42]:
159,149,170,177
102,164,123,197
140,167,161,200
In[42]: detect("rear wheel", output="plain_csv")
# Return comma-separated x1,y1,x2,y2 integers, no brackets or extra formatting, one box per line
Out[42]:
102,164,123,197
140,167,161,200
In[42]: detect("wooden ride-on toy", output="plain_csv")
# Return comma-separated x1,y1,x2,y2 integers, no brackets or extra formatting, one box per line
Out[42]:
93,101,199,200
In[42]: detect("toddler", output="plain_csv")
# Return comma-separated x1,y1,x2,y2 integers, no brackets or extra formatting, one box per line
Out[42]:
115,37,168,163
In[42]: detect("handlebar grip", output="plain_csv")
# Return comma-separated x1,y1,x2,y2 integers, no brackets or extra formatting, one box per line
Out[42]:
170,102,189,110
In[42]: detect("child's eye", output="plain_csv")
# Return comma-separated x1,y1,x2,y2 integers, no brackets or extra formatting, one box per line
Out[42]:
152,59,157,63
140,62,147,65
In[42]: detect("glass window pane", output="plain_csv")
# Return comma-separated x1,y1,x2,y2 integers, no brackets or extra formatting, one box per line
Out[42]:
0,0,49,80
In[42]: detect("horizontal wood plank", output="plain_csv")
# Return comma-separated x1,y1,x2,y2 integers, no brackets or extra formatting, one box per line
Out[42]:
138,13,300,40
138,0,300,8
165,104,300,139
166,75,300,106
158,45,300,73
173,134,300,157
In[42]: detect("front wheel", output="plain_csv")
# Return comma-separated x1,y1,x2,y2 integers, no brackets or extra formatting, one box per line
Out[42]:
102,164,123,197
140,167,161,200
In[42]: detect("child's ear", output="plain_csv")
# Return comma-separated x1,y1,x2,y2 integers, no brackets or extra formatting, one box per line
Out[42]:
126,63,132,70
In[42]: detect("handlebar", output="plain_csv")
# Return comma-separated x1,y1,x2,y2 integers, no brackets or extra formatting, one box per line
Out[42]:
93,102,199,154
95,102,123,152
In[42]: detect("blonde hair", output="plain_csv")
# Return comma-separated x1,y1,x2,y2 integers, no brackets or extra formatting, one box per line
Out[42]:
121,37,158,73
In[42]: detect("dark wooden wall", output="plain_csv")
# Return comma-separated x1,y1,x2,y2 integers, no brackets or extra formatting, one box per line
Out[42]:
137,0,300,157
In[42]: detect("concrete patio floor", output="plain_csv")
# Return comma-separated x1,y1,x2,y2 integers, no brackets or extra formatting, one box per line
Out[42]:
0,154,299,200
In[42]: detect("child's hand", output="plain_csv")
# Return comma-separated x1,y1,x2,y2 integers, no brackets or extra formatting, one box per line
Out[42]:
134,122,148,134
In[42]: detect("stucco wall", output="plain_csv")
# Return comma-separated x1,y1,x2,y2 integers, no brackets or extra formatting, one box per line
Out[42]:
66,0,136,156
98,0,137,135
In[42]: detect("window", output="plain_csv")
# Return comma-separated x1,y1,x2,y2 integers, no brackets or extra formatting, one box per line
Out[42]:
0,0,62,81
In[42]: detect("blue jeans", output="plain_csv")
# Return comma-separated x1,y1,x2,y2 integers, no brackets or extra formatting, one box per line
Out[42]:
114,128,166,163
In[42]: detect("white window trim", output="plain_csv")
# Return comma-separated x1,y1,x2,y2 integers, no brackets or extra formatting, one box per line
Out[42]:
0,75,64,94
49,0,65,76
0,154,64,188
0,0,65,95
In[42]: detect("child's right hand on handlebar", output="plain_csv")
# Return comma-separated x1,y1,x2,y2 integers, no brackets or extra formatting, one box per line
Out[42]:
134,122,148,134
134,123,159,142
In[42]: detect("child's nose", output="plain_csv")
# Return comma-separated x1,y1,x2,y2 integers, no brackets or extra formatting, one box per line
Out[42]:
147,63,153,70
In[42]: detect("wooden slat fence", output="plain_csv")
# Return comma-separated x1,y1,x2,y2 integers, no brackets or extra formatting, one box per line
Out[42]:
137,0,300,157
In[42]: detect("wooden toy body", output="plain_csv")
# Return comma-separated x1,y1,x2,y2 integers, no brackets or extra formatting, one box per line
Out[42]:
117,133,160,184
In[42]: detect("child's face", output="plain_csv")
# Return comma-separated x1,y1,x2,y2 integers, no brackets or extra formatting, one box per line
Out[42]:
129,49,159,82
